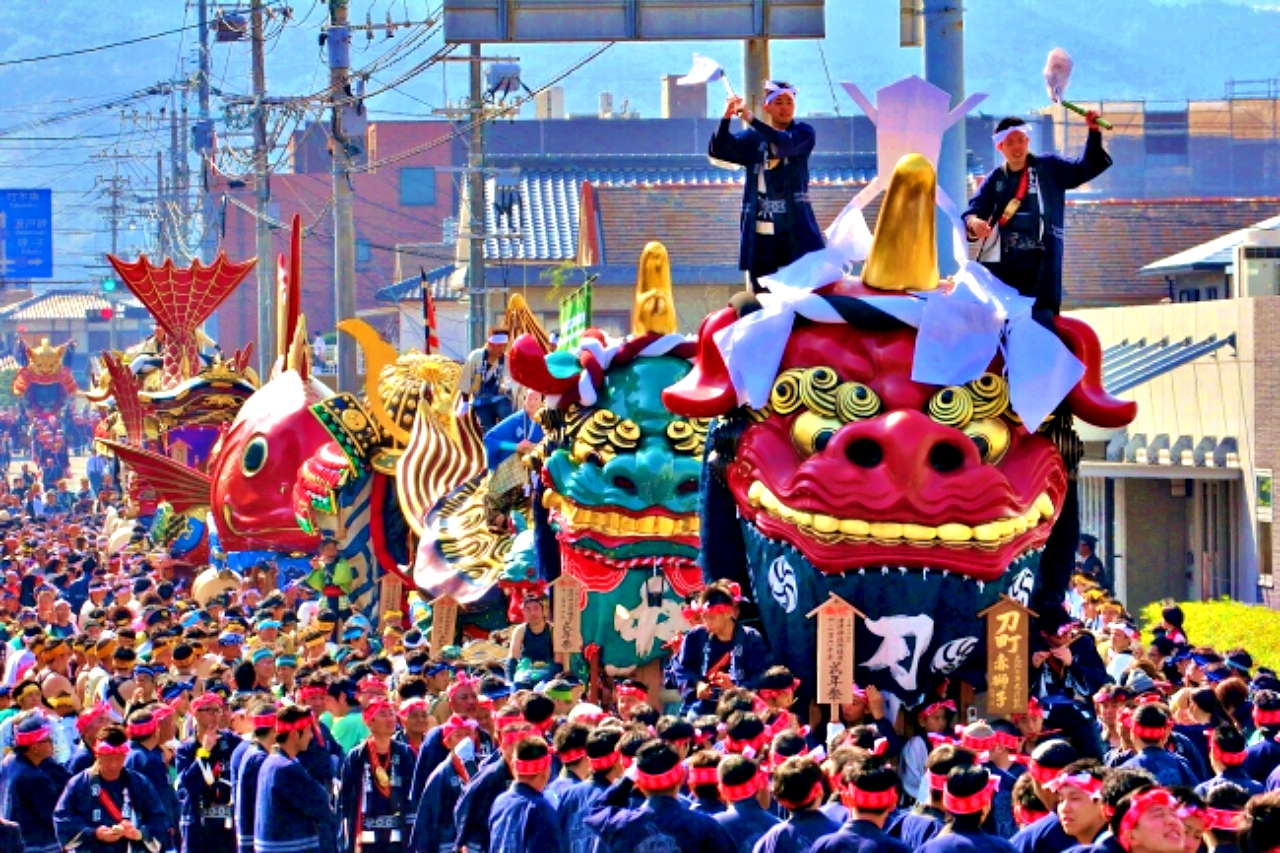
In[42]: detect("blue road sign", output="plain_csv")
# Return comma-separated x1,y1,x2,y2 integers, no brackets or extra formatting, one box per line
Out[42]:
0,189,52,279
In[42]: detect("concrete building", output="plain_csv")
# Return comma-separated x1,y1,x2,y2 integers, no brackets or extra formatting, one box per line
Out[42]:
0,290,147,383
661,75,707,119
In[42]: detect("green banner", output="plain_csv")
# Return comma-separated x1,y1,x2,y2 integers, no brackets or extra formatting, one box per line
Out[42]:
558,281,593,351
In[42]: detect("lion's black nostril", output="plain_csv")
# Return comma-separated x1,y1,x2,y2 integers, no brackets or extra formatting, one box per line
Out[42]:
929,442,965,474
846,438,883,468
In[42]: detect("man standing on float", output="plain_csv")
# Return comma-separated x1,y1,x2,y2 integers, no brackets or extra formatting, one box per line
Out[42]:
963,112,1110,326
710,81,824,293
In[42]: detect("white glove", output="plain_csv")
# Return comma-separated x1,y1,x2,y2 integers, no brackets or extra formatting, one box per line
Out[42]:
453,737,476,762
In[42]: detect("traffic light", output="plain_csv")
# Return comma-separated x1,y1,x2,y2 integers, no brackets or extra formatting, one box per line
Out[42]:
100,307,114,321
101,277,118,294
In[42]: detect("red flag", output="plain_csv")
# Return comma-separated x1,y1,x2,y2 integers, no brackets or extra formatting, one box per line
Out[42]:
422,268,440,353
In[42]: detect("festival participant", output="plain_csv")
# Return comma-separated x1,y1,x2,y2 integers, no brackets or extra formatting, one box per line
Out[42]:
1196,725,1263,798
810,755,908,853
489,735,565,853
1121,705,1199,788
1159,605,1188,646
894,744,977,849
397,697,432,756
0,678,41,752
556,725,625,853
482,388,543,472
546,722,592,808
920,765,1016,853
452,707,531,853
230,700,276,853
1025,762,1108,852
963,110,1110,326
407,715,481,853
674,581,769,716
337,698,415,853
0,711,72,853
1246,690,1280,783
835,685,899,757
52,724,170,853
306,539,354,622
68,701,112,773
1011,776,1049,832
1028,609,1109,761
713,753,779,851
124,706,178,848
254,706,338,853
1199,782,1249,853
324,677,368,752
410,671,490,799
295,675,344,791
583,739,736,853
507,592,558,688
1239,791,1280,853
1107,787,1185,853
460,328,515,433
900,697,956,803
709,82,823,292
753,755,837,853
174,693,236,853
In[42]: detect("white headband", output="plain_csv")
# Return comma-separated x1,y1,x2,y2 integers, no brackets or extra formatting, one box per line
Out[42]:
488,333,509,344
992,125,1032,147
764,83,797,105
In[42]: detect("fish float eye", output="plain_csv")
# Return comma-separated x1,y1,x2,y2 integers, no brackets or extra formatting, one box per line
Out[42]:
241,436,269,477
790,411,842,458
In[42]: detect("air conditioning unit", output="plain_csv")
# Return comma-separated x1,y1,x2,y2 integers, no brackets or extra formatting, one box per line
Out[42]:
1234,228,1280,297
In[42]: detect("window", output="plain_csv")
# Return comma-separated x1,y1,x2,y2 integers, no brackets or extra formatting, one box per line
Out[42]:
1177,288,1200,303
399,167,437,206
1261,522,1273,588
356,238,372,269
1204,286,1219,301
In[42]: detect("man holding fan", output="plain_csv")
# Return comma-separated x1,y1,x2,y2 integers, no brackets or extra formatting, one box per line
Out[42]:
963,107,1110,326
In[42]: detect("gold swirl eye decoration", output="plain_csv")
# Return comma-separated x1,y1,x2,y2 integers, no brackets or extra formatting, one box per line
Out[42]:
609,419,641,451
769,369,806,416
927,386,974,428
791,411,843,457
964,418,1011,465
593,409,619,428
968,373,1010,420
667,420,703,455
800,367,840,418
836,382,881,422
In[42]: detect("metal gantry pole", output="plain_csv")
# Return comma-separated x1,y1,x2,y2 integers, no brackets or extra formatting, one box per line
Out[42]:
251,0,276,376
467,42,487,351
330,0,358,392
923,0,967,275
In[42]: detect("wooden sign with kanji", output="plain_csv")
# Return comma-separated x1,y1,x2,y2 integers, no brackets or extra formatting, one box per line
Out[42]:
806,593,863,707
429,593,459,657
550,575,583,654
379,574,404,624
978,595,1038,716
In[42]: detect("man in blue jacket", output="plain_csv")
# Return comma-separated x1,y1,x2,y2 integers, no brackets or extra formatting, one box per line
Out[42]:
710,82,824,292
963,113,1111,325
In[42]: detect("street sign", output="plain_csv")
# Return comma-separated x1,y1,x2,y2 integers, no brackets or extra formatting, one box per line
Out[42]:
0,190,52,279
444,0,826,43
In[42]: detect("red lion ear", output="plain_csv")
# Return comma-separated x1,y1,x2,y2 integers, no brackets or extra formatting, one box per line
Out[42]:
662,307,740,418
508,334,579,397
1056,315,1137,429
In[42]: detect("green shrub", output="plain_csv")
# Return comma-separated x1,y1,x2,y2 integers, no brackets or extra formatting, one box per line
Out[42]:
1140,597,1280,672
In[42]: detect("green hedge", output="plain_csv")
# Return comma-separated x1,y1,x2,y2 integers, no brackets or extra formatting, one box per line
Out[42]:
1140,597,1280,672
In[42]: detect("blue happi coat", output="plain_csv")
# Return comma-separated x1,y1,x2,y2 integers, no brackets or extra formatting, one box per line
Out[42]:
489,781,565,853
810,819,912,853
0,752,71,853
454,753,512,853
408,755,469,853
254,752,338,853
232,743,269,853
52,768,169,853
714,797,780,853
175,734,238,853
584,779,736,853
753,808,840,853
338,739,415,853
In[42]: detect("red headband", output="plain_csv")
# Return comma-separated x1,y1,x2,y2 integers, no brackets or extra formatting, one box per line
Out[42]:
928,771,950,792
362,699,395,725
758,679,800,700
1045,773,1104,798
191,692,224,712
1119,790,1178,851
557,747,586,765
848,786,899,812
615,684,647,701
1028,761,1063,786
720,770,767,802
446,672,477,699
688,764,720,787
1131,723,1170,742
152,703,175,722
918,700,957,721
76,702,112,734
943,776,1000,815
777,781,825,812
252,713,278,730
126,718,158,739
298,686,328,703
514,754,552,776
95,741,131,756
398,699,428,719
958,732,997,753
992,732,1023,750
1202,806,1242,832
725,734,769,755
358,677,387,694
1254,707,1280,727
1015,806,1050,826
275,711,315,733
501,725,535,747
588,752,620,773
635,763,687,792
14,725,50,747
441,714,479,741
701,604,735,616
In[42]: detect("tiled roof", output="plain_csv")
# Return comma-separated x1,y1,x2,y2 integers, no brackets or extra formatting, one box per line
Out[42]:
0,290,139,322
1139,213,1280,276
477,166,870,263
1062,198,1280,308
374,265,463,303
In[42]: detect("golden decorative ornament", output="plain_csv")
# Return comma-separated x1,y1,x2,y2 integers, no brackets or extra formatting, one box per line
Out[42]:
861,154,939,292
374,767,391,789
968,373,1010,420
801,367,840,418
633,242,679,336
964,418,1011,465
928,386,975,428
791,411,843,458
769,369,807,415
836,382,881,422
341,409,368,432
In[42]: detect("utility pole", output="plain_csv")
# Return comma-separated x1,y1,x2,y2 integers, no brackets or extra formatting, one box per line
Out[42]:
743,39,769,119
328,0,357,392
467,42,486,351
196,0,220,337
157,151,167,258
251,0,275,376
923,0,966,275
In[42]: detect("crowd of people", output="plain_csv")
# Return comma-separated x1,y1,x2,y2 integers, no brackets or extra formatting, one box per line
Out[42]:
0,512,1265,853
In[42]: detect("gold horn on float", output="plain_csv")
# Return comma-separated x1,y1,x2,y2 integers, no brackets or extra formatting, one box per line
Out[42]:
861,153,940,292
504,292,553,353
338,319,406,445
634,241,679,335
